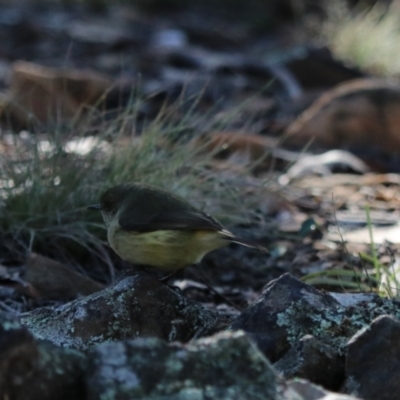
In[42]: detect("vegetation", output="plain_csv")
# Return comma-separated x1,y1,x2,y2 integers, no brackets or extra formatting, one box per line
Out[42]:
0,97,266,280
327,2,400,76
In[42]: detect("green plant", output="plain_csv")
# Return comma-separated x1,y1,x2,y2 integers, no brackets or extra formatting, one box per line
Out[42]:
359,206,400,298
301,268,375,291
302,204,400,297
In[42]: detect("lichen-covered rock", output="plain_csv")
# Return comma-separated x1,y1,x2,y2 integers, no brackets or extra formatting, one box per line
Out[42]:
20,274,221,350
344,315,400,400
0,314,86,400
274,335,345,391
86,330,277,400
231,273,400,362
230,273,344,361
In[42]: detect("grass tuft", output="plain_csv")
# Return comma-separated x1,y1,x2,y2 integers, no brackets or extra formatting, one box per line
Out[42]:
325,2,400,76
0,94,268,280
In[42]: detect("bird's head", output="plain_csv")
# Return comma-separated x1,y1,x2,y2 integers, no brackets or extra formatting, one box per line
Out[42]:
88,184,135,227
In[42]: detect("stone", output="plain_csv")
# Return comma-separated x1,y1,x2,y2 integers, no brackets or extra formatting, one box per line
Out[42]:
230,273,344,361
0,315,86,400
20,274,221,350
231,273,400,363
274,335,345,391
86,330,277,400
344,314,400,400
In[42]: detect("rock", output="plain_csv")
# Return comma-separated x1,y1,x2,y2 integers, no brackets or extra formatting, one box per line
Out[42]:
24,253,104,301
274,335,345,391
344,315,400,400
231,273,400,363
329,292,379,308
86,330,277,400
230,273,343,361
20,274,221,350
0,315,86,400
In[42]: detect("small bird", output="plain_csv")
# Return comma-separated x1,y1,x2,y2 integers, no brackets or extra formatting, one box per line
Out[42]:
88,183,267,271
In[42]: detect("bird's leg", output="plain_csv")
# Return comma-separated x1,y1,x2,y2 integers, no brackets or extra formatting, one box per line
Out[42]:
197,268,243,312
120,264,182,283
116,264,148,281
159,269,181,282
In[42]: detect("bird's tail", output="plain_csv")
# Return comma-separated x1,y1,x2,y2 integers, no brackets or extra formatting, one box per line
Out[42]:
230,236,269,253
219,229,268,253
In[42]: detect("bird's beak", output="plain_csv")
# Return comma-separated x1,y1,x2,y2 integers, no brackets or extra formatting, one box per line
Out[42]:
87,204,101,211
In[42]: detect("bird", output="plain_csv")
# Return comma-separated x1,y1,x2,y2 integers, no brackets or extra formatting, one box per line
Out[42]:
88,182,267,272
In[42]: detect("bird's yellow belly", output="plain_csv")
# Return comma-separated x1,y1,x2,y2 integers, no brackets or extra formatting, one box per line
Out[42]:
109,228,228,271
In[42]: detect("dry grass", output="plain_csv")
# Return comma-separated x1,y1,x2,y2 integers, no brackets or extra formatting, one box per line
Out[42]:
326,2,400,77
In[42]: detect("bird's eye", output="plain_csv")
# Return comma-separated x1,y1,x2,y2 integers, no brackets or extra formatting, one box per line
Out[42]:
102,201,112,210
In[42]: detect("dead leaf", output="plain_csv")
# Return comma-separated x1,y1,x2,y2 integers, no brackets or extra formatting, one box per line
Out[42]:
24,253,104,300
196,132,276,161
285,79,400,154
1,61,112,126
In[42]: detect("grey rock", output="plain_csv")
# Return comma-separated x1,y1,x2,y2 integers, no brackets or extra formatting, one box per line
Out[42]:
231,273,344,361
274,335,345,391
345,314,400,400
231,273,400,362
20,274,221,350
86,330,277,400
0,314,86,400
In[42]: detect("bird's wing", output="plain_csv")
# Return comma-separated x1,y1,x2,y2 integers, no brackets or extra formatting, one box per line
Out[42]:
119,209,225,232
